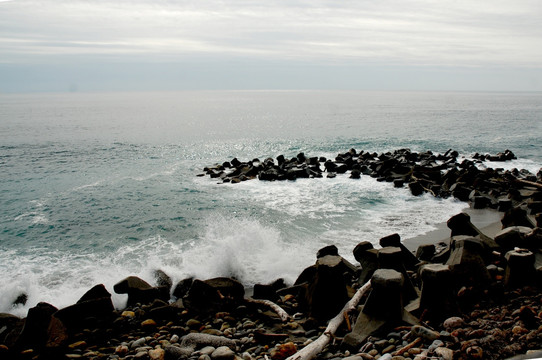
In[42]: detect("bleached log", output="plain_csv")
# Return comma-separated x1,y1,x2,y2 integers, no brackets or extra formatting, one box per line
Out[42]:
245,297,291,322
515,178,542,190
286,281,372,360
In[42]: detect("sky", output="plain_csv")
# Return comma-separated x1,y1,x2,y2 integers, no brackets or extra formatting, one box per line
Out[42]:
1,0,542,92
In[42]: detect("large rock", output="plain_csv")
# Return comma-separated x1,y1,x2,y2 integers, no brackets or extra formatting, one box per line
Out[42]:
379,233,418,270
501,207,535,229
14,302,58,352
418,264,458,321
173,277,194,299
183,277,244,314
153,270,173,293
342,269,419,351
495,226,533,251
445,236,492,289
446,212,498,253
305,256,350,321
504,249,536,289
114,276,169,306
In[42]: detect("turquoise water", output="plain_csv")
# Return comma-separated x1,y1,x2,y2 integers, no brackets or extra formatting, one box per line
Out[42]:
1,90,541,315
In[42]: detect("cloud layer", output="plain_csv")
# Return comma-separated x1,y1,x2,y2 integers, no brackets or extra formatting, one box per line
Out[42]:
1,0,541,91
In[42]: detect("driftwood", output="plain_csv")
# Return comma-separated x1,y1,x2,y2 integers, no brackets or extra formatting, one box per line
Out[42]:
393,337,422,356
286,281,372,360
515,178,542,190
245,298,291,322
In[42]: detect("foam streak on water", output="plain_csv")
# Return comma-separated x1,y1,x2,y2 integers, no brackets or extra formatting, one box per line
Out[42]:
1,90,541,315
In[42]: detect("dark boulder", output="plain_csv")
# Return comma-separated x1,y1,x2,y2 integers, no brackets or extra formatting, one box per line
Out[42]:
409,181,425,196
183,277,244,314
153,270,173,293
173,277,194,299
494,226,532,251
14,302,58,352
305,257,349,321
114,276,169,306
77,284,111,304
445,236,492,290
501,207,536,228
54,284,114,333
316,245,339,259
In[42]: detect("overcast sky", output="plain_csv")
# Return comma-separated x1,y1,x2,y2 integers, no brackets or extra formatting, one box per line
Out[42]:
1,0,541,92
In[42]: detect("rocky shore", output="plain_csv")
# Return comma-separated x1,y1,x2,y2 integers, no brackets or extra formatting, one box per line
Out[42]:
2,148,542,360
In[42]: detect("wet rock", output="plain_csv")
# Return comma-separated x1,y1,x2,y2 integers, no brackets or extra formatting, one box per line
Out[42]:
184,278,244,314
14,302,58,351
173,277,194,299
316,245,339,258
305,255,350,320
114,276,169,306
153,270,173,292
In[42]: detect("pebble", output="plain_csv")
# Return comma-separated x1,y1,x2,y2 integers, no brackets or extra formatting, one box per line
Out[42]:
131,337,147,349
382,345,396,354
466,346,483,359
428,339,443,351
187,319,202,329
374,339,389,349
199,346,216,356
149,348,165,360
115,345,129,356
122,310,136,318
141,319,157,328
211,346,236,360
135,350,150,359
270,342,297,360
411,325,440,342
434,347,453,360
443,316,465,331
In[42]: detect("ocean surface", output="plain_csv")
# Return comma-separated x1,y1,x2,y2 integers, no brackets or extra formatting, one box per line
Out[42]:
1,90,541,316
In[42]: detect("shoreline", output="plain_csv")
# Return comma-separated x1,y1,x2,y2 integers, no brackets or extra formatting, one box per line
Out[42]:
403,207,504,252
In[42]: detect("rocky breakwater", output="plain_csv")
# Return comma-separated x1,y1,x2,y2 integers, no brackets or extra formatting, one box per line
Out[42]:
201,148,542,214
3,206,542,359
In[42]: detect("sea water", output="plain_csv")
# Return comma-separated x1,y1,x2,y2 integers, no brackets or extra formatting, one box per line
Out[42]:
1,90,541,316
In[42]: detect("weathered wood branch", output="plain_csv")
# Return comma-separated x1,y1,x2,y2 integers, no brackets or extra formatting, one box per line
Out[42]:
286,281,372,360
515,178,542,190
245,298,291,322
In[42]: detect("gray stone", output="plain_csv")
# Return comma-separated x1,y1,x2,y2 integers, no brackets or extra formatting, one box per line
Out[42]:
180,333,236,350
411,325,440,342
211,346,235,360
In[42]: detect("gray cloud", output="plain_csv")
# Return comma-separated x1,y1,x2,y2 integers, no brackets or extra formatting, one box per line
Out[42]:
1,0,541,91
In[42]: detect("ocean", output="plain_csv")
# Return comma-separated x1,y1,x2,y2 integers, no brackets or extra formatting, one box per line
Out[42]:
1,90,541,316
